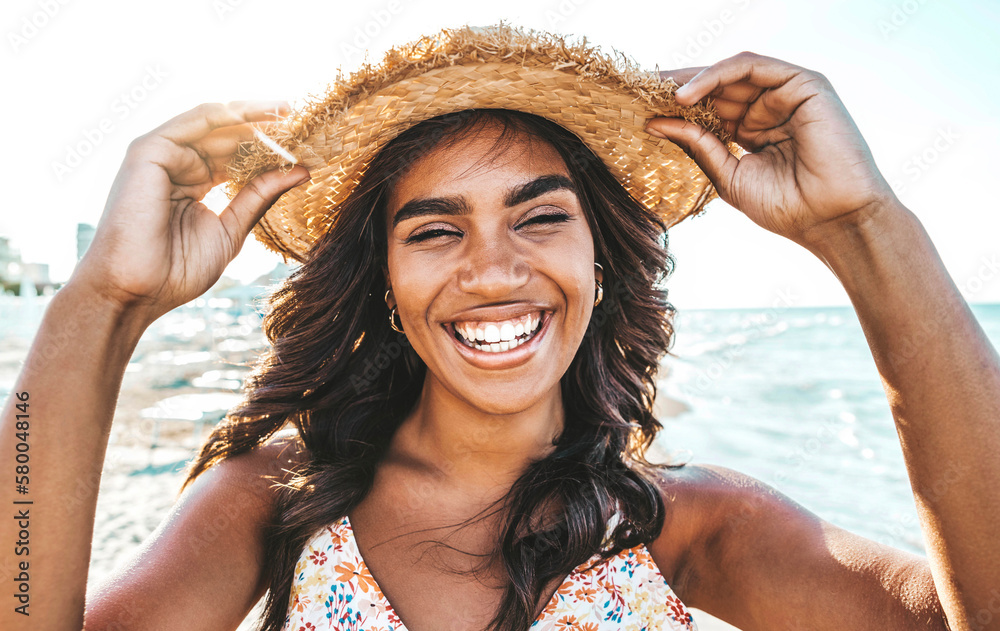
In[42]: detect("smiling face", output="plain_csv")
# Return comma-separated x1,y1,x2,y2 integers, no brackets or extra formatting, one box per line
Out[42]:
384,122,602,416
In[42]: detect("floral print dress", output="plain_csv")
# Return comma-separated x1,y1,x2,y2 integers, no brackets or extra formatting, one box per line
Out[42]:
282,515,698,631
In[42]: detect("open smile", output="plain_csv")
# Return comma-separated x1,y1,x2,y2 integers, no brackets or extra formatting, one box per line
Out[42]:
442,310,552,369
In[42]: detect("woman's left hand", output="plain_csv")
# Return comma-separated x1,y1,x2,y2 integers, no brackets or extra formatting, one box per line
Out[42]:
646,52,899,250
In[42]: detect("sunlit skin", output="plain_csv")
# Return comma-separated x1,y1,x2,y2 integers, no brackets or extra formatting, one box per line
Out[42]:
2,50,997,630
382,127,602,491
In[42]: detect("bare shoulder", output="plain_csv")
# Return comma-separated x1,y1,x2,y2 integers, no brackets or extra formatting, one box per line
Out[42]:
243,427,312,487
647,463,946,630
84,428,311,630
646,463,801,600
181,427,310,512
659,462,792,525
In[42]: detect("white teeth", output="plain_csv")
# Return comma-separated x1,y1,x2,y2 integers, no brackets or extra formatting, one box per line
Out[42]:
499,323,515,341
471,335,523,353
484,324,501,343
453,312,545,352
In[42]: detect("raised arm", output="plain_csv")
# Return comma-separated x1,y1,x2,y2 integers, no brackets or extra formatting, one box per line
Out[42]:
0,101,310,629
647,53,998,629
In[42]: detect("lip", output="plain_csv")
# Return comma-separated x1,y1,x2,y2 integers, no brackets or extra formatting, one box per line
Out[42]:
442,310,552,370
444,302,550,324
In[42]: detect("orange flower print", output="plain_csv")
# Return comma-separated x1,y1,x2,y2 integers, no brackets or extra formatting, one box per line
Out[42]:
556,580,576,596
573,585,598,603
541,594,562,618
635,546,659,572
326,524,349,547
334,561,379,594
292,593,312,613
354,565,379,594
285,515,700,631
334,561,361,584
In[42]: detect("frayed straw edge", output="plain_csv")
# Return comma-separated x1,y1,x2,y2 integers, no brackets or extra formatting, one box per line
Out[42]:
225,23,730,199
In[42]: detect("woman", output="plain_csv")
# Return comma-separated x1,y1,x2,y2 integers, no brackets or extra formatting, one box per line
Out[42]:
1,26,996,631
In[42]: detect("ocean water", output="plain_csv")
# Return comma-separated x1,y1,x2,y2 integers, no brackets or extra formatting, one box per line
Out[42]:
3,295,998,558
658,303,1000,556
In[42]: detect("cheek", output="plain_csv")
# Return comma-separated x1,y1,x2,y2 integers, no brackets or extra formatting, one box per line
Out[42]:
386,250,438,325
551,236,596,303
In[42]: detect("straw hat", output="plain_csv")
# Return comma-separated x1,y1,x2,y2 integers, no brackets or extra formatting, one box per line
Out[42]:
226,24,743,263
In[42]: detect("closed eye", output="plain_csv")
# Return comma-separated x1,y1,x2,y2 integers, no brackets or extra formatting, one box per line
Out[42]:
405,228,460,244
518,213,570,228
404,212,571,244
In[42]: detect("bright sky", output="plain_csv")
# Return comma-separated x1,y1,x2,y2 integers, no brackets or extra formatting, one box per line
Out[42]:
2,0,997,309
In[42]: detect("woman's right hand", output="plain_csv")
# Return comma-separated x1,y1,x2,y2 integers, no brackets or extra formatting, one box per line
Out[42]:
71,101,309,322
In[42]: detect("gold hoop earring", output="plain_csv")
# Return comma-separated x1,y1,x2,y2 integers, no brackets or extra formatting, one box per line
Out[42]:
385,288,404,334
594,263,604,307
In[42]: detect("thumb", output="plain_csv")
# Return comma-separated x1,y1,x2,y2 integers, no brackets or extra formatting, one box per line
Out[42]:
220,165,311,246
645,117,739,200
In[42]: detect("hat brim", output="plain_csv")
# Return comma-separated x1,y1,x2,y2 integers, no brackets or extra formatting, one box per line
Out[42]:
226,24,742,263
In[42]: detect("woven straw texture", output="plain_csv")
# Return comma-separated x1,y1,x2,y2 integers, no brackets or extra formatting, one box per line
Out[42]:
226,24,742,262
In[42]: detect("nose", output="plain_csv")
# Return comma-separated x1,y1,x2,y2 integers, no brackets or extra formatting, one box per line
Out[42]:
456,232,530,298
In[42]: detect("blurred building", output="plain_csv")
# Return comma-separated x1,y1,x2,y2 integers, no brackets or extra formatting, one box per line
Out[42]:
0,236,58,296
0,236,23,292
22,263,50,286
77,223,96,260
212,263,297,317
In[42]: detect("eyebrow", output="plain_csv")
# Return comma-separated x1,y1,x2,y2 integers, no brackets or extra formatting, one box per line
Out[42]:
391,174,576,229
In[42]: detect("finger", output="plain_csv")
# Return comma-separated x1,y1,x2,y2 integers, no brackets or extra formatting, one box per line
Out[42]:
660,69,766,108
693,97,793,152
675,52,805,107
707,97,751,123
188,126,268,186
150,100,290,146
657,67,706,86
218,166,311,249
189,124,261,158
706,81,763,103
162,124,285,186
644,118,740,200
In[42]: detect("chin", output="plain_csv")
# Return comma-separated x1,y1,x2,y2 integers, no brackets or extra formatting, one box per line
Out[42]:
458,380,557,417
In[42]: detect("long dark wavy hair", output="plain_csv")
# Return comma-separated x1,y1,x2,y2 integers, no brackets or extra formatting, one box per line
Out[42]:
181,109,686,631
